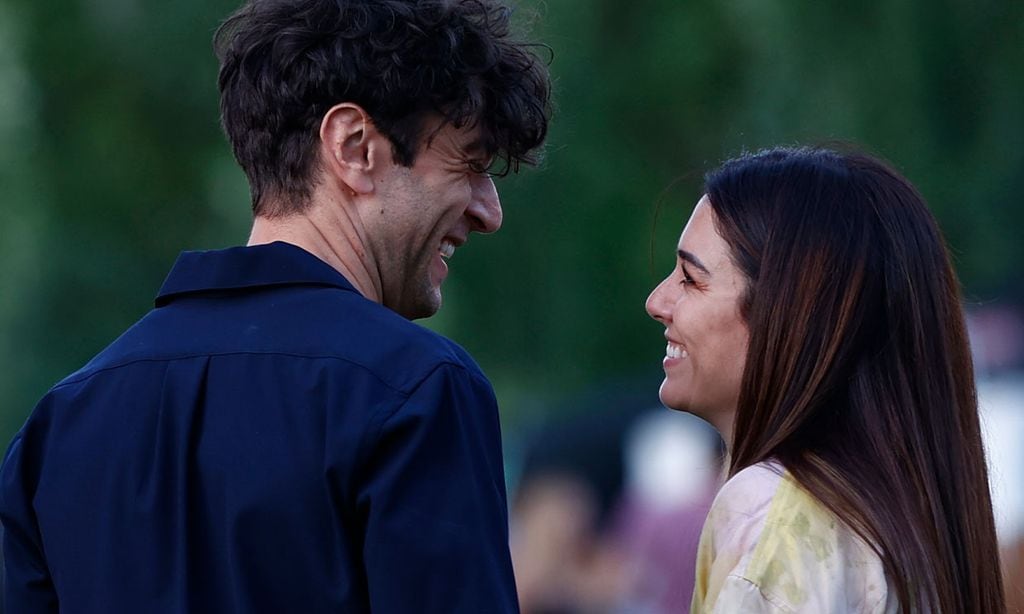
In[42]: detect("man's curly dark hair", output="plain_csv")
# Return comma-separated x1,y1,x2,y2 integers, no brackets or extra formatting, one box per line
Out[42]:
214,0,552,215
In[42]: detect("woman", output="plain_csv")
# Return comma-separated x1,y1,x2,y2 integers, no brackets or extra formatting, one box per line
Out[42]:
645,147,1005,613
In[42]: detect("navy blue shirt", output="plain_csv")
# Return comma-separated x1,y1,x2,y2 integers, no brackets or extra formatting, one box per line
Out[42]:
0,242,519,613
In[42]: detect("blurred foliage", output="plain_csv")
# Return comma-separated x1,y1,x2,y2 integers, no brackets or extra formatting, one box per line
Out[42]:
0,0,1022,441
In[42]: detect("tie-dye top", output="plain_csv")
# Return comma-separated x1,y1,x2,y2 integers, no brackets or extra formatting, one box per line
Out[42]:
690,462,899,613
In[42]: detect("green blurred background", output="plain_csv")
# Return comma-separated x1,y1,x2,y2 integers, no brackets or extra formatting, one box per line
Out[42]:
1,0,1022,443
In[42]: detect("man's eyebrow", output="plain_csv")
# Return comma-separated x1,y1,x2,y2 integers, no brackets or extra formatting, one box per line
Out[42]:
678,249,711,275
461,137,488,158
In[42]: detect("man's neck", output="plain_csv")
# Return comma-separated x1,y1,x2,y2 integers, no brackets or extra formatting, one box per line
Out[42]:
247,197,382,303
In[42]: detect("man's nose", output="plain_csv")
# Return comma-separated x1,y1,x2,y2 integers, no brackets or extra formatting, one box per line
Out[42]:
467,175,502,234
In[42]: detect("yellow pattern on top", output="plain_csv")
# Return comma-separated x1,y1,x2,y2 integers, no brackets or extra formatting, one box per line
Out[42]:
691,462,898,613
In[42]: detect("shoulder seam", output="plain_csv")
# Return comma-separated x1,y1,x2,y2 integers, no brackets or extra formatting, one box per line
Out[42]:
354,360,493,475
726,574,797,613
376,361,490,426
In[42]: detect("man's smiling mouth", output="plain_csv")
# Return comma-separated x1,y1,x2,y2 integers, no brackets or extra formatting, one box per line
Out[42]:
440,239,456,260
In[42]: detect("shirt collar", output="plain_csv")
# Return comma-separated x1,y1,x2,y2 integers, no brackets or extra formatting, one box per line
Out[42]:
155,241,360,307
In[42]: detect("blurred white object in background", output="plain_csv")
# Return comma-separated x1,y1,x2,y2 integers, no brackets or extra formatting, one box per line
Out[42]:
978,375,1024,545
624,410,721,511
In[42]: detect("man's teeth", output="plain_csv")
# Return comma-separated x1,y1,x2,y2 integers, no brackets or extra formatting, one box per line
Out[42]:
440,240,455,259
666,342,688,359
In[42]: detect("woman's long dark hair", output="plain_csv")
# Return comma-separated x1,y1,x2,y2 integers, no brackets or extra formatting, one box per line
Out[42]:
705,147,1004,613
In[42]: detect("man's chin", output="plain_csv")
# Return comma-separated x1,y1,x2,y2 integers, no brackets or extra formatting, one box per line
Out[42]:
395,289,442,321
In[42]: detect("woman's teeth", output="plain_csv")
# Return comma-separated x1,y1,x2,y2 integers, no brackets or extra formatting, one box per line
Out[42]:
666,342,687,359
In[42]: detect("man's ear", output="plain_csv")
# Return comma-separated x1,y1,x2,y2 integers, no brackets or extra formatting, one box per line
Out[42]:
319,103,387,195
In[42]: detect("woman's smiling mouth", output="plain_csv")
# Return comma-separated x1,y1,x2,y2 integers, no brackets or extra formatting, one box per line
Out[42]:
665,341,688,360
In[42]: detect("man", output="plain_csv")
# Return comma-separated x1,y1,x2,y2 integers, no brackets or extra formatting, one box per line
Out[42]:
0,0,550,611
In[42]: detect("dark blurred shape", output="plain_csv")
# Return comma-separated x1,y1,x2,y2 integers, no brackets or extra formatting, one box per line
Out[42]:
510,376,723,613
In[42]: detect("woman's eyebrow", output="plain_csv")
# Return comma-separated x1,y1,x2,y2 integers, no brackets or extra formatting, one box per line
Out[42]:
678,249,711,276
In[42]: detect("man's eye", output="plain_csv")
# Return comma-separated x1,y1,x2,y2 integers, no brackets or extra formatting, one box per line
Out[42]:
467,159,493,175
468,156,512,177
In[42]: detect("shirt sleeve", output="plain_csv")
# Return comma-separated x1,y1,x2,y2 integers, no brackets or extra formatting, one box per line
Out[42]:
357,362,519,614
691,464,783,613
0,435,59,613
692,503,777,614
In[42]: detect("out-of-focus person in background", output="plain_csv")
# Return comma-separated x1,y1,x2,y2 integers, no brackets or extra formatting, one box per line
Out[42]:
510,379,724,614
646,147,1006,612
613,409,722,612
0,0,550,612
